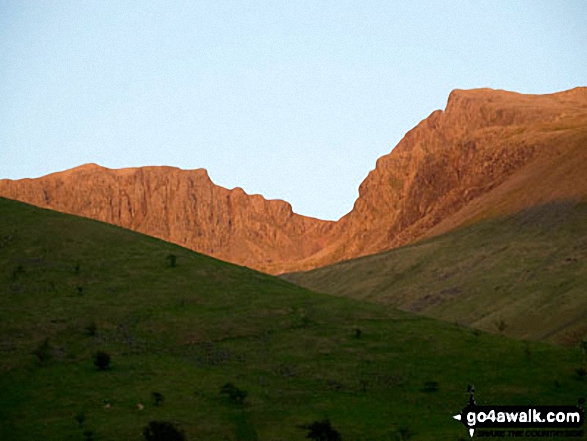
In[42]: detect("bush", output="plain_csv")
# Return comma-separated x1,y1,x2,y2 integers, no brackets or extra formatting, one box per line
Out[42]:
301,419,341,441
524,342,532,359
152,391,164,406
220,382,247,404
354,328,362,339
494,319,507,333
166,254,177,268
143,421,186,441
33,338,52,365
422,381,439,392
83,429,94,441
396,426,414,440
85,322,97,337
74,411,85,427
575,367,587,380
94,351,111,370
11,264,24,280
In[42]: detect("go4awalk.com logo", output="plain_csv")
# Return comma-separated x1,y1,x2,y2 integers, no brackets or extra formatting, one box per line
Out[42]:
452,388,585,438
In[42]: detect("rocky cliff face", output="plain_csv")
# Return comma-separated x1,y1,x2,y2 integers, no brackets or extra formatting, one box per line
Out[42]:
2,87,586,273
0,165,334,273
285,87,587,271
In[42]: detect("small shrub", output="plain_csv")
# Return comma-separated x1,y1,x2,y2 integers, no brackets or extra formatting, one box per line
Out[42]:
580,340,587,356
422,381,439,392
152,391,164,406
73,262,81,274
143,421,186,441
83,429,94,441
166,254,177,268
360,379,369,392
354,328,362,339
94,351,111,371
85,322,97,337
75,411,85,427
495,319,507,334
33,338,52,365
300,418,341,441
397,426,414,440
220,382,247,404
77,286,83,295
575,367,587,380
524,342,532,359
11,264,24,280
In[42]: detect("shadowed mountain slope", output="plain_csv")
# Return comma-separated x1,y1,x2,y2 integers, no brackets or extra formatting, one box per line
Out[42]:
0,197,584,440
284,201,587,344
1,87,586,274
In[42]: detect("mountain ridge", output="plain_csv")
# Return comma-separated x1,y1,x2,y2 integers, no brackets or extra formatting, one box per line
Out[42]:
1,86,586,273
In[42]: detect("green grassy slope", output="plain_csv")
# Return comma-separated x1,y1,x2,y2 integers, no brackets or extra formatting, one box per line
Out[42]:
0,197,585,440
284,201,587,345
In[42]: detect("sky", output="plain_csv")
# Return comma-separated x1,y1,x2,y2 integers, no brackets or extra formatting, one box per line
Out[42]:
1,1,586,220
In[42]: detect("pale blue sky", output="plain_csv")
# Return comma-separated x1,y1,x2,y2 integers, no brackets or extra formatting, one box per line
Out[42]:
1,1,585,220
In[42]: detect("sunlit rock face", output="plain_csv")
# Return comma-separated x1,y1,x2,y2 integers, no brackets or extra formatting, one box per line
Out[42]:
2,87,587,274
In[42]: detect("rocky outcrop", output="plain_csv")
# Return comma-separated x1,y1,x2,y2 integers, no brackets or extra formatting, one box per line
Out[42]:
2,87,586,273
285,87,587,271
0,164,334,273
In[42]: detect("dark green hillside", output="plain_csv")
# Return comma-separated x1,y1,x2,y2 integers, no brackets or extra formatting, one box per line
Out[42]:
0,197,584,440
285,201,587,344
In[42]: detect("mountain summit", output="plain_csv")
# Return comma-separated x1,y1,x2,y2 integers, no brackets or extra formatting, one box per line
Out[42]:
2,87,586,273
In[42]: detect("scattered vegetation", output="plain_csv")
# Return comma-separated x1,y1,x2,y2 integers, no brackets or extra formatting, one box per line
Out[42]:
74,411,85,427
166,254,177,268
494,318,507,334
11,264,25,280
396,426,415,440
575,366,587,380
524,342,532,359
93,351,111,370
422,381,439,393
220,382,248,404
152,391,164,406
143,421,186,441
84,321,97,337
300,418,341,441
32,338,52,365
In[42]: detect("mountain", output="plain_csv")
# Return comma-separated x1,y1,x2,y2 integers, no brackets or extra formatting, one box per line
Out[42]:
284,88,587,342
287,87,587,270
0,197,582,440
1,87,586,274
0,164,333,274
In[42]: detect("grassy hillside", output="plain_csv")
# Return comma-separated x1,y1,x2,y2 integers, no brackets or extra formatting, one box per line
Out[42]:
285,201,587,345
0,197,585,440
